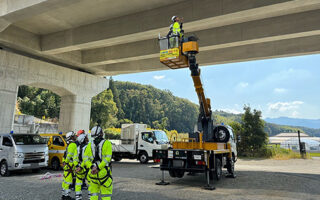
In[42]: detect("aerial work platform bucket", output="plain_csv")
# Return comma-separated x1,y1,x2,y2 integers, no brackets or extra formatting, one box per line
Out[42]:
159,36,188,69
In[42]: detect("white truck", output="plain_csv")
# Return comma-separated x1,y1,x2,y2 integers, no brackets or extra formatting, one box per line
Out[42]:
109,124,169,164
0,133,49,176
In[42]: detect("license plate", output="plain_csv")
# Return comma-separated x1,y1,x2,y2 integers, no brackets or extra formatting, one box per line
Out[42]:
193,155,202,160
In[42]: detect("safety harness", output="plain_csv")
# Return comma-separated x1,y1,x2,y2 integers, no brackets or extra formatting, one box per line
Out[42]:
89,139,113,188
76,144,89,181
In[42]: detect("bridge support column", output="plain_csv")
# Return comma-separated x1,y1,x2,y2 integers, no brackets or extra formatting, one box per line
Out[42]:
58,94,92,133
0,50,108,134
0,80,18,133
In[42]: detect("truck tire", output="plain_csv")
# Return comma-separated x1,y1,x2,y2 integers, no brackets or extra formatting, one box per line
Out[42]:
213,126,230,143
139,152,149,164
0,161,10,177
175,170,185,178
214,158,222,181
169,170,176,178
51,157,60,171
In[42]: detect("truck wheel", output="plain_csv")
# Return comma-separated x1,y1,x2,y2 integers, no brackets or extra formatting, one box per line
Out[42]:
51,158,60,171
0,161,10,177
227,158,235,175
213,126,230,143
169,170,176,178
214,158,222,181
139,152,149,164
175,170,185,178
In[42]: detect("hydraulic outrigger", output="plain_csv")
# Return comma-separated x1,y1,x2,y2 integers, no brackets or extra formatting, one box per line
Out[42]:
155,34,237,189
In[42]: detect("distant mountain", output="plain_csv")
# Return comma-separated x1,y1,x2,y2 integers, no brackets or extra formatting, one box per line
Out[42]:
265,117,320,129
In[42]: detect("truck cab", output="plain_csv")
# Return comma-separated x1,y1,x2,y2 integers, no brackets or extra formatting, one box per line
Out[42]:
137,130,169,163
0,133,48,176
40,133,67,170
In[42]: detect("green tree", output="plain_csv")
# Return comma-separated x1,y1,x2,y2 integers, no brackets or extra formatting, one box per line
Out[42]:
109,77,125,119
91,89,118,129
238,106,268,157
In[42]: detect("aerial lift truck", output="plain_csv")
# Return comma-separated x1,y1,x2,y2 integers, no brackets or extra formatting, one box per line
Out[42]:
155,32,237,190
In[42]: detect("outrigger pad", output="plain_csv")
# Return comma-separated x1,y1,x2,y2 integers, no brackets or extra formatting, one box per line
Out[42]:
156,181,170,185
204,185,216,190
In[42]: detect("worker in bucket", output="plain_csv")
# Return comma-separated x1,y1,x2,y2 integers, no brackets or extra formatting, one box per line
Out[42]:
61,131,79,200
75,131,89,200
167,16,184,48
83,124,113,200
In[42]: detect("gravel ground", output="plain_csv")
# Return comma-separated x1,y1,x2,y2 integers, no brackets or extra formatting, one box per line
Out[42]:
0,158,320,200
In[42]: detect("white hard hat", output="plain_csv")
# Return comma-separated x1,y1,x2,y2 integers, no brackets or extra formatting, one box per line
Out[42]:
171,16,177,22
66,131,76,141
77,134,86,144
91,126,103,138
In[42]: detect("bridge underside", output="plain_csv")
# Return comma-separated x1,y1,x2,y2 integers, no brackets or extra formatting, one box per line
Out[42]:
0,0,319,76
0,0,320,132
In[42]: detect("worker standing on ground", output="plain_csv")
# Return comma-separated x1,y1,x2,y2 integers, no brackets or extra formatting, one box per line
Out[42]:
62,131,78,200
167,16,184,48
83,125,113,200
75,131,89,200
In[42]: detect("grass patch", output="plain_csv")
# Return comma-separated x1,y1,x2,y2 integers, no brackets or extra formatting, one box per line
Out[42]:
309,152,320,157
268,145,310,160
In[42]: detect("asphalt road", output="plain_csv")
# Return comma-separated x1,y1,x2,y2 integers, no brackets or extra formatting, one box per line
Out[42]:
0,159,320,200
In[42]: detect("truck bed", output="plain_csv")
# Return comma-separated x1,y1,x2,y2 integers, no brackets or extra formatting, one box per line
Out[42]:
111,142,135,153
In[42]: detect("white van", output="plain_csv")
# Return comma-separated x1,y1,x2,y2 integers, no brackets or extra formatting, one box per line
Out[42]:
0,133,48,176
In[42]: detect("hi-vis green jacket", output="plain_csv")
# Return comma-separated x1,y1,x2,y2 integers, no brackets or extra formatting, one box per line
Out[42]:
83,140,112,171
63,142,79,169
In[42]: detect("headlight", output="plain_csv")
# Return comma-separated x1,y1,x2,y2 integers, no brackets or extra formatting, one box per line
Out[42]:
14,153,24,158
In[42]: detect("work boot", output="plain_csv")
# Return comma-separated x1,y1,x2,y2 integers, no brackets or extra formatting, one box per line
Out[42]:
61,196,67,200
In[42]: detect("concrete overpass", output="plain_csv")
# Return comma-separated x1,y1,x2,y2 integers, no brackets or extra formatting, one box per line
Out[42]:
1,0,320,132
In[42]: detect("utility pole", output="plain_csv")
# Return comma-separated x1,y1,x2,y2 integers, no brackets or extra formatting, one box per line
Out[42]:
297,130,306,158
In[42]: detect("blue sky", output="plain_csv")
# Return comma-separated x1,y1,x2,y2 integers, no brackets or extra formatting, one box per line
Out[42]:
113,54,320,119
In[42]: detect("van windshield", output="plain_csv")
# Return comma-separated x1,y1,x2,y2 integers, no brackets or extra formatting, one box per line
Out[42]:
12,135,47,145
153,130,169,144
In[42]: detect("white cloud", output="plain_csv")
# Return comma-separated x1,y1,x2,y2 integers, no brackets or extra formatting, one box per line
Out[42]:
235,82,249,92
268,101,304,112
153,75,165,80
273,88,287,94
220,108,242,114
238,82,249,88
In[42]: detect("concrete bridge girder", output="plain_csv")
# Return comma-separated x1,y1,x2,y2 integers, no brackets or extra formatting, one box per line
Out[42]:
93,34,320,75
0,50,108,133
82,9,320,68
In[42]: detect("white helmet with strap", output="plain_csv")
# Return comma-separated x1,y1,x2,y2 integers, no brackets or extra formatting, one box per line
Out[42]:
171,16,177,22
77,133,87,144
91,126,103,138
66,131,76,142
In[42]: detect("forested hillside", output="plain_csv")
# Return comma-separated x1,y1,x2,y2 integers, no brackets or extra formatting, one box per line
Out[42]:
109,79,198,133
17,80,320,137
